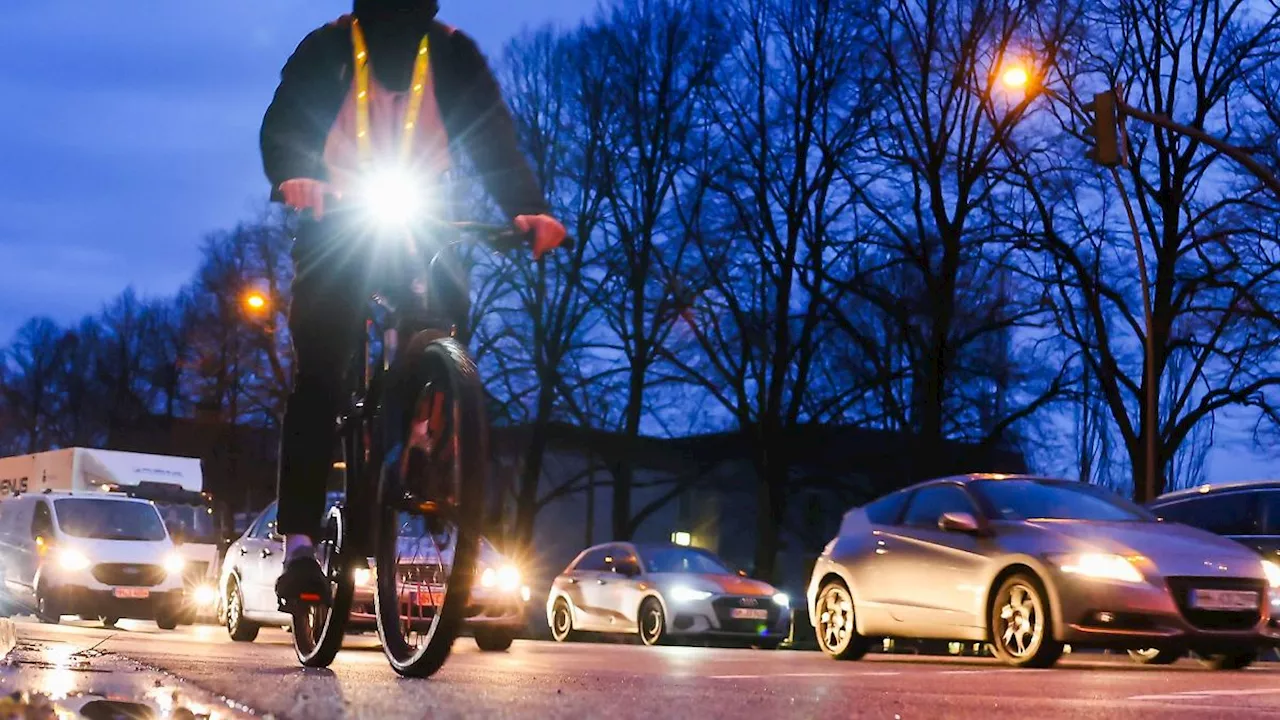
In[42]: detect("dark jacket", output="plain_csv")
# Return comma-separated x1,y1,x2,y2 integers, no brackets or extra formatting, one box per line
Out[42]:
260,16,549,218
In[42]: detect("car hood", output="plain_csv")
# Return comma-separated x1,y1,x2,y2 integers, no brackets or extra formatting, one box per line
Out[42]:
649,572,776,596
1015,520,1267,579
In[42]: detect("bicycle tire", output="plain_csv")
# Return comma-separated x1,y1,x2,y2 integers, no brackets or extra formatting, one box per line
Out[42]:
291,503,356,667
373,335,486,678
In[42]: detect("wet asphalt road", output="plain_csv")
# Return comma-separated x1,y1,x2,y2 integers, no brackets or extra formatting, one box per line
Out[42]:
8,618,1280,719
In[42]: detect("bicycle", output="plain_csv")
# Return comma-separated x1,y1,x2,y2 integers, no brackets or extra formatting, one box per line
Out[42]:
283,200,572,677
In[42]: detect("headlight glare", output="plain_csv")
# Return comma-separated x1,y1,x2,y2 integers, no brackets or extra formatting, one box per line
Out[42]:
480,567,497,588
359,167,428,229
497,565,521,592
772,592,790,607
353,568,372,587
57,549,91,572
163,554,186,576
1262,559,1280,588
194,585,219,606
1053,553,1143,583
670,586,712,603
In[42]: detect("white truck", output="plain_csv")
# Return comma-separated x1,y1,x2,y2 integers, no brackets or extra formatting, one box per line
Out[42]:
0,448,222,622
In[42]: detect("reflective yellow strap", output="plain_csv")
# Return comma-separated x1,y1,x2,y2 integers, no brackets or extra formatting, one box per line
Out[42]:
351,19,431,165
401,35,431,161
352,19,372,162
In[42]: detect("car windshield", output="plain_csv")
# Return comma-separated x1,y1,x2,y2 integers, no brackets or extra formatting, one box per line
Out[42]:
155,502,218,543
53,499,168,541
641,547,733,574
971,479,1154,522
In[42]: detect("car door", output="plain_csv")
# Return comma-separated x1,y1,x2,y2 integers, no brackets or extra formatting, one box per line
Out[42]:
602,549,647,629
237,504,280,613
1,501,37,603
22,501,55,603
876,484,994,634
1257,489,1280,560
560,547,610,630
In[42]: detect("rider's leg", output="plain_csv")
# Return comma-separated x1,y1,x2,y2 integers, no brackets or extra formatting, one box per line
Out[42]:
276,217,370,605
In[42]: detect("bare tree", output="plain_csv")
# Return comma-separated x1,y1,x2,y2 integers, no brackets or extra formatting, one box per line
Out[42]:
1013,0,1280,498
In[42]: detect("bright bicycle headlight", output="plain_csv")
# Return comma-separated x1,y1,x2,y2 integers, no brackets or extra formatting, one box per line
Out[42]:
670,586,713,603
357,167,429,230
57,549,91,572
1051,553,1144,583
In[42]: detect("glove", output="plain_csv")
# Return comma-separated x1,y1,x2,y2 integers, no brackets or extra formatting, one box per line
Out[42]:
279,178,334,220
514,214,568,260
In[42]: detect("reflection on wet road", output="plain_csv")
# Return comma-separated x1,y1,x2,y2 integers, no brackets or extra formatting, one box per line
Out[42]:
6,617,1280,719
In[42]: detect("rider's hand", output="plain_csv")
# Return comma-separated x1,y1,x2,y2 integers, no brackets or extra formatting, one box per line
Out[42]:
514,214,568,260
279,178,333,220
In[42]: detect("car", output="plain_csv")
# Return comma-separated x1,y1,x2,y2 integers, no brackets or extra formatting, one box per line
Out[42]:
218,500,530,651
0,491,188,629
807,474,1280,669
547,542,792,648
1148,480,1280,661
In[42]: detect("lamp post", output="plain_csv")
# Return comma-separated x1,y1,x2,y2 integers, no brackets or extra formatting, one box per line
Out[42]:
998,65,1158,502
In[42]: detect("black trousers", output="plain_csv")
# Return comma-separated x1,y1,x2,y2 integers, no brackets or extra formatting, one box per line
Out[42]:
276,217,470,539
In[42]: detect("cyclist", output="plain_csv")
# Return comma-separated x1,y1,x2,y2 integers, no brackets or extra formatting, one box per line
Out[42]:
260,0,566,607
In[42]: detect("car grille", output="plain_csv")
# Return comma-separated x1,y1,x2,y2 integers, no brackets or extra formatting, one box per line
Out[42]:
399,563,444,585
711,596,779,633
92,563,165,587
1165,576,1265,631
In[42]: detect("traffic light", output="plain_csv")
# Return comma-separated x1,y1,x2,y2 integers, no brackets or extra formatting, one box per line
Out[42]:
1082,90,1126,167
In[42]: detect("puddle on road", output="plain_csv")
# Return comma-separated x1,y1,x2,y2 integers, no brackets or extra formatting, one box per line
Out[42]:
0,640,265,719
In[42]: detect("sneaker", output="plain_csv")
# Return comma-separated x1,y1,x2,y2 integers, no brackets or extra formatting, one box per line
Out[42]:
276,554,331,611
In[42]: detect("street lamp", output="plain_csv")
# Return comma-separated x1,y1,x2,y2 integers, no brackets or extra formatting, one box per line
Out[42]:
999,64,1030,91
243,290,268,313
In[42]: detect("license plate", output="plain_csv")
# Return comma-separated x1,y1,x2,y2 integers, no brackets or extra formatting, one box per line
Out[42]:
1189,588,1258,611
113,587,150,600
730,608,768,620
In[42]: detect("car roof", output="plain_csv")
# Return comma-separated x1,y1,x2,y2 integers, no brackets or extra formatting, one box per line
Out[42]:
19,491,154,505
1152,479,1280,505
877,473,1064,497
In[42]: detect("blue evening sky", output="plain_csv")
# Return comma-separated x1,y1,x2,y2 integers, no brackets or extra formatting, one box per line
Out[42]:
0,0,594,338
0,1,1270,483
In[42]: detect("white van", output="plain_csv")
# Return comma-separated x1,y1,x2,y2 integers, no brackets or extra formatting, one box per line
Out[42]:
0,491,187,628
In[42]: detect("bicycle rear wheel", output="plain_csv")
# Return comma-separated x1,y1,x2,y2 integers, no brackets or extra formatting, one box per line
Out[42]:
373,336,486,678
292,441,356,667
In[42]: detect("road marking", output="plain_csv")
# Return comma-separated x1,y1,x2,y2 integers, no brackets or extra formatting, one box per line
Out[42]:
710,671,901,679
1129,689,1280,701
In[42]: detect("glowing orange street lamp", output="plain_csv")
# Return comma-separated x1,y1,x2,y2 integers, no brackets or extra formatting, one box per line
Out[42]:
243,291,268,313
1000,63,1030,90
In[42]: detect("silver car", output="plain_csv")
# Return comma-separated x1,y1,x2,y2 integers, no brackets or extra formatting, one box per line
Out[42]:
808,474,1280,669
547,542,791,647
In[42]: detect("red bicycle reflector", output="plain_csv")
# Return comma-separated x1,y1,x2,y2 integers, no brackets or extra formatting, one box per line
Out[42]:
300,593,321,603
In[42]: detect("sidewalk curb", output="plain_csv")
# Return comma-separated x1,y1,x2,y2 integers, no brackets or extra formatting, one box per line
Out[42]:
0,619,15,661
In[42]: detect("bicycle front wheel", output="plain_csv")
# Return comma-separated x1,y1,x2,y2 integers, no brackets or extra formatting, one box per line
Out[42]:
373,335,487,678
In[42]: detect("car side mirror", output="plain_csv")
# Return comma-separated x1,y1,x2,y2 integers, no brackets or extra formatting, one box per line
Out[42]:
938,512,982,534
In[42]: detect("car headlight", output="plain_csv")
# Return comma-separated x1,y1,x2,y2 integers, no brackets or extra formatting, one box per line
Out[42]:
57,549,91,572
497,566,521,592
480,567,497,588
772,592,790,608
670,586,713,603
1263,559,1280,588
193,585,218,606
163,554,186,576
1051,553,1144,583
353,568,373,587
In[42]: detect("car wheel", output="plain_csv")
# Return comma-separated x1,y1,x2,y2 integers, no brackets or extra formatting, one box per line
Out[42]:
638,598,666,646
155,611,179,631
550,598,577,643
989,573,1063,668
226,579,260,643
99,616,119,629
474,629,515,652
756,638,782,650
1128,647,1180,665
814,579,869,661
1197,650,1255,670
